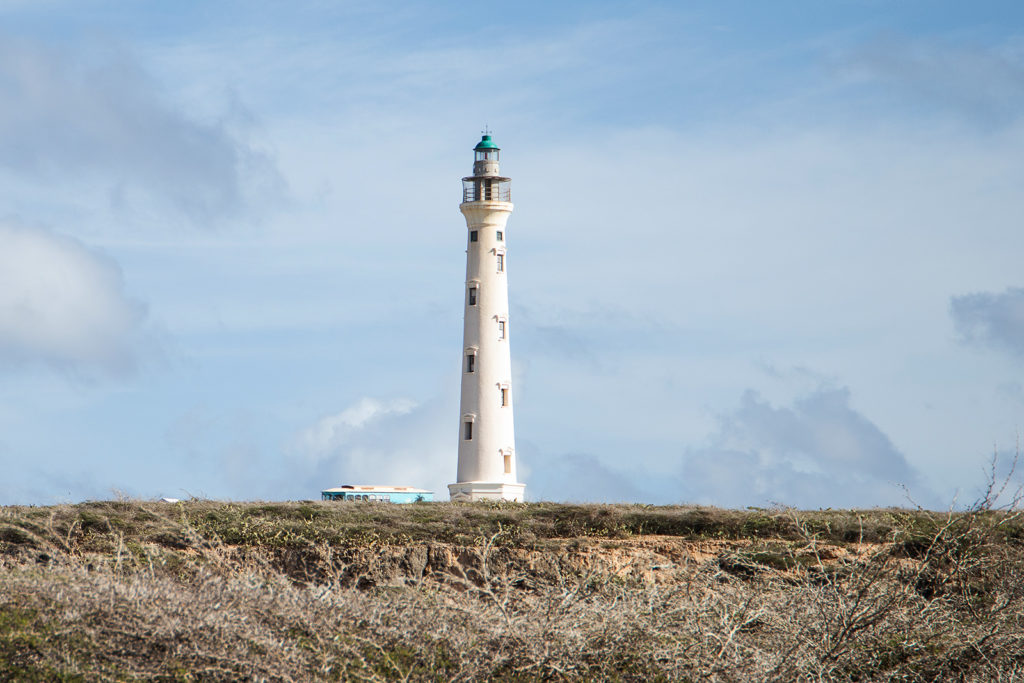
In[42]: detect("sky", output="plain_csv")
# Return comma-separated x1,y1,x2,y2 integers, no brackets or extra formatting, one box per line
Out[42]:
2,1,1024,508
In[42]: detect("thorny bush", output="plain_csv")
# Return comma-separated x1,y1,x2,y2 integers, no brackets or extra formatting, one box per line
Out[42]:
1,464,1024,680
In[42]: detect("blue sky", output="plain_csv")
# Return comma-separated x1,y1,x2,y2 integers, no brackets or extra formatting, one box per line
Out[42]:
2,1,1024,507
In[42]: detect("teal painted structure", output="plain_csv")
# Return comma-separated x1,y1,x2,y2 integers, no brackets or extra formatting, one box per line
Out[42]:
321,485,433,503
474,134,499,150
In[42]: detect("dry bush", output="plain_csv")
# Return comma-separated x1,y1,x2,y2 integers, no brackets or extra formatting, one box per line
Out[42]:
2,473,1024,680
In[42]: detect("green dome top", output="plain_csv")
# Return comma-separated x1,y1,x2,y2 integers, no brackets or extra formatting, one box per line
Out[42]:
474,134,499,151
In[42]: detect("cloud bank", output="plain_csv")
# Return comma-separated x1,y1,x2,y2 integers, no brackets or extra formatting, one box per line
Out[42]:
289,396,454,497
951,287,1024,357
0,36,280,221
0,222,146,375
683,388,929,508
525,387,932,508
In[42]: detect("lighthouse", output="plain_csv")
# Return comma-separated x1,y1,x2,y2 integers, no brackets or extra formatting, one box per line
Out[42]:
448,134,526,502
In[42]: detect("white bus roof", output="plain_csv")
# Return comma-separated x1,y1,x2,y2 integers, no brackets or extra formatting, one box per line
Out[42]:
321,485,432,494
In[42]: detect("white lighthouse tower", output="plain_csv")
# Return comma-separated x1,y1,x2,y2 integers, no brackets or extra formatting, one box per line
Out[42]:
448,134,525,502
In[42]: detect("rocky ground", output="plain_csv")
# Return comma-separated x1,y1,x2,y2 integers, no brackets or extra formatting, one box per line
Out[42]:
2,500,1024,681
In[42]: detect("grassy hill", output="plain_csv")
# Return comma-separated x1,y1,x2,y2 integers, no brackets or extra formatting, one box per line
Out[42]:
2,499,1023,681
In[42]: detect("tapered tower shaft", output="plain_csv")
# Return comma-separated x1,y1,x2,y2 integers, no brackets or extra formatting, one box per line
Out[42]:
449,135,525,502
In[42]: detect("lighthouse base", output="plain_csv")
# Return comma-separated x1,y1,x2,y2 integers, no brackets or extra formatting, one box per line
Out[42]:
448,481,525,503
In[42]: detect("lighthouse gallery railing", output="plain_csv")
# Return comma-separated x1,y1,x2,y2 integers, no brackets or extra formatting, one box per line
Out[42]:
462,179,511,202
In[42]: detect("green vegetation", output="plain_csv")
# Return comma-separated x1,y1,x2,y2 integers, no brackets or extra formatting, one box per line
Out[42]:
1,499,1023,680
0,499,985,554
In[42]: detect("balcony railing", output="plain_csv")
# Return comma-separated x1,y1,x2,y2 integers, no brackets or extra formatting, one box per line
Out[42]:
462,178,511,202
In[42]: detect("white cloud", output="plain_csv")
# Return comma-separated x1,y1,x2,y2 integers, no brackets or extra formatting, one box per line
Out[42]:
682,387,934,508
293,397,418,463
287,396,453,496
0,35,282,222
524,386,936,508
0,221,146,374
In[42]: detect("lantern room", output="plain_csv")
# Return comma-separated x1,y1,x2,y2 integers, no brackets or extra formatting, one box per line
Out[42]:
463,134,511,202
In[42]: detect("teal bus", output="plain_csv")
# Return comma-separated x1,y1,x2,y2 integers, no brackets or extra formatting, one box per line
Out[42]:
321,485,433,503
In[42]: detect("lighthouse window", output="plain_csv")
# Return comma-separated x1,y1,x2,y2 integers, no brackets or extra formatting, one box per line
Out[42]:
466,353,475,373
468,286,477,306
464,421,473,440
496,253,504,272
469,230,478,243
498,320,506,339
501,387,509,406
504,454,512,474
496,231,503,241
